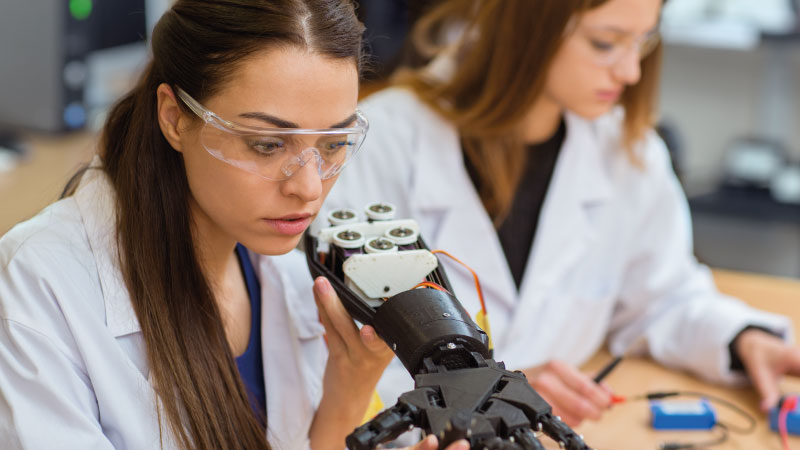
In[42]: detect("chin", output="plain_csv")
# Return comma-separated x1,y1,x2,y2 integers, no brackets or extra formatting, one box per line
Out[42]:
570,102,615,120
244,234,304,256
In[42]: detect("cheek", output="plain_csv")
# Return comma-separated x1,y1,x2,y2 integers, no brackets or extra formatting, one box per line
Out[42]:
545,45,613,117
183,142,261,226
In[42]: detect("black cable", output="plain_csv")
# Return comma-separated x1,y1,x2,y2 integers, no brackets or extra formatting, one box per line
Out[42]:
657,423,729,450
629,391,757,435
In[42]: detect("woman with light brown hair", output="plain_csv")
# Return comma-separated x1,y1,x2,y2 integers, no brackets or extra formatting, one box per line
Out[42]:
0,0,468,449
324,0,800,428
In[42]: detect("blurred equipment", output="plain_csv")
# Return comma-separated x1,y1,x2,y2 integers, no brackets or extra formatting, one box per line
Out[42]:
650,399,717,430
662,0,796,49
769,395,800,450
0,0,148,133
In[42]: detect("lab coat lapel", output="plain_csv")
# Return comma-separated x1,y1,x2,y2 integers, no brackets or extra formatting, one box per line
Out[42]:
74,160,142,338
498,113,613,359
409,120,517,315
256,254,318,449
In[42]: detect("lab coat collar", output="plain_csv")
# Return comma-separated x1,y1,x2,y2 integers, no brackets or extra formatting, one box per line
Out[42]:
517,110,614,292
74,157,142,338
498,111,616,354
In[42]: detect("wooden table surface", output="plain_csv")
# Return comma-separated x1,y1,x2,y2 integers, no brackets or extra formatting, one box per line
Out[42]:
546,270,800,450
0,132,96,235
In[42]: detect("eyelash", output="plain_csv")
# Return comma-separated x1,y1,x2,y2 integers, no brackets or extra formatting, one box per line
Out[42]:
589,39,615,52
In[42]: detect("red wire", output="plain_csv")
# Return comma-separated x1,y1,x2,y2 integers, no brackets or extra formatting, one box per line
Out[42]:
780,396,798,450
431,249,487,314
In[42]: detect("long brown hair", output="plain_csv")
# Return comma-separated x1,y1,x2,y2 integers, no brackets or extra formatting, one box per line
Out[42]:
396,0,663,223
92,1,364,449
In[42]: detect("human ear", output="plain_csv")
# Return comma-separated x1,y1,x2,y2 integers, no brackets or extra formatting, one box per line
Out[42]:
156,83,186,152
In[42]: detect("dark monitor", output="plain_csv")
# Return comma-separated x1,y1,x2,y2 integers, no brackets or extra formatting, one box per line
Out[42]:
0,0,147,133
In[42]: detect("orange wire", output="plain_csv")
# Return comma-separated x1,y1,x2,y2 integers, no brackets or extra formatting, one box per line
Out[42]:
431,249,487,314
413,281,450,293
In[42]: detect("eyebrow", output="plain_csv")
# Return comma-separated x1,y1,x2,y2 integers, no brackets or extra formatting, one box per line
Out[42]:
238,112,358,129
587,25,658,36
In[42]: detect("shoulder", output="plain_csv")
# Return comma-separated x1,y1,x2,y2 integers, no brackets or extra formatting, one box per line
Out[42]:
1,197,93,275
0,197,104,332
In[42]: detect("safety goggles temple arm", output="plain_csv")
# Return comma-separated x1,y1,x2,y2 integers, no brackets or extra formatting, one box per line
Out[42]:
175,87,213,122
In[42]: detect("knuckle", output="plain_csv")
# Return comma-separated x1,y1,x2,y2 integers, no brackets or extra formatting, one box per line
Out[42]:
545,360,563,372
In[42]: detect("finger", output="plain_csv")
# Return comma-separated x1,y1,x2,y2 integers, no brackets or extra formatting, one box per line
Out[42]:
532,370,602,422
783,347,800,376
745,354,781,412
549,360,612,410
313,278,347,351
409,434,437,450
314,277,362,351
552,408,582,428
445,439,470,450
359,325,392,356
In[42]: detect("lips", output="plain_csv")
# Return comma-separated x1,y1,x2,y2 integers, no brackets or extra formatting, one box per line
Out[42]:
597,89,622,102
262,213,314,235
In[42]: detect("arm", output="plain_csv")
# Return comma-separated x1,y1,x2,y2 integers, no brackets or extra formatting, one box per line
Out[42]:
607,133,793,385
309,277,395,450
0,239,116,450
0,313,114,450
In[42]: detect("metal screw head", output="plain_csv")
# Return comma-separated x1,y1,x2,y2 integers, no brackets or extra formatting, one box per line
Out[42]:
332,209,356,220
388,227,414,238
446,342,456,350
368,238,395,250
442,312,451,317
369,203,393,214
336,230,361,241
383,286,390,293
392,343,397,351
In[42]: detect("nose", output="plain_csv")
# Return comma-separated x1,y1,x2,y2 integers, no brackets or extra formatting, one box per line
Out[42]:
612,48,642,86
279,147,323,202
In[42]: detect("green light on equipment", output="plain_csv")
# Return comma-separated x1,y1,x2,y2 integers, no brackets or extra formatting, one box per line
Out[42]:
69,0,93,20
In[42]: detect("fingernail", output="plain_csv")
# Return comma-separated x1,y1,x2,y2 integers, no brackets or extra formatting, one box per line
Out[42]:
315,276,331,295
361,326,375,342
453,439,470,450
422,434,436,448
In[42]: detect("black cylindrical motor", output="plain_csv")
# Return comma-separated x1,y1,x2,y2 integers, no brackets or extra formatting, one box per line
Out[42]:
373,288,490,375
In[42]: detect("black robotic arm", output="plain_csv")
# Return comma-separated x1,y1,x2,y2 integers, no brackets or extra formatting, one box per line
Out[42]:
304,207,592,450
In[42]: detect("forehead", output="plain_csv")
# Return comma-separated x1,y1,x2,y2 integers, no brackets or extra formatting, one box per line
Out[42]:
203,46,359,128
581,0,662,34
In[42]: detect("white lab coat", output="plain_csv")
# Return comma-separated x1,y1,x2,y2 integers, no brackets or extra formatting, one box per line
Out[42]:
0,163,327,450
321,87,793,408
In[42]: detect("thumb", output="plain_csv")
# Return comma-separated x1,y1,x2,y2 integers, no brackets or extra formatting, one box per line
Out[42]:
411,435,437,450
313,276,334,306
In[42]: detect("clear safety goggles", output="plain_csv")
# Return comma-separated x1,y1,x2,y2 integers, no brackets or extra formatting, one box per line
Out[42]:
176,87,368,181
580,26,661,68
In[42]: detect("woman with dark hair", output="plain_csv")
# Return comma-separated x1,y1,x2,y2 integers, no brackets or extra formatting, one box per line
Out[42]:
323,0,800,429
0,1,467,449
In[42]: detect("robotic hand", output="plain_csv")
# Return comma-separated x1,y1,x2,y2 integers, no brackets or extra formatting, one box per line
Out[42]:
305,204,593,450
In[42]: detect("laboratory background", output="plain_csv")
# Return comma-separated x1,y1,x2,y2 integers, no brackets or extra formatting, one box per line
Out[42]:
1,0,799,279
1,1,800,449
